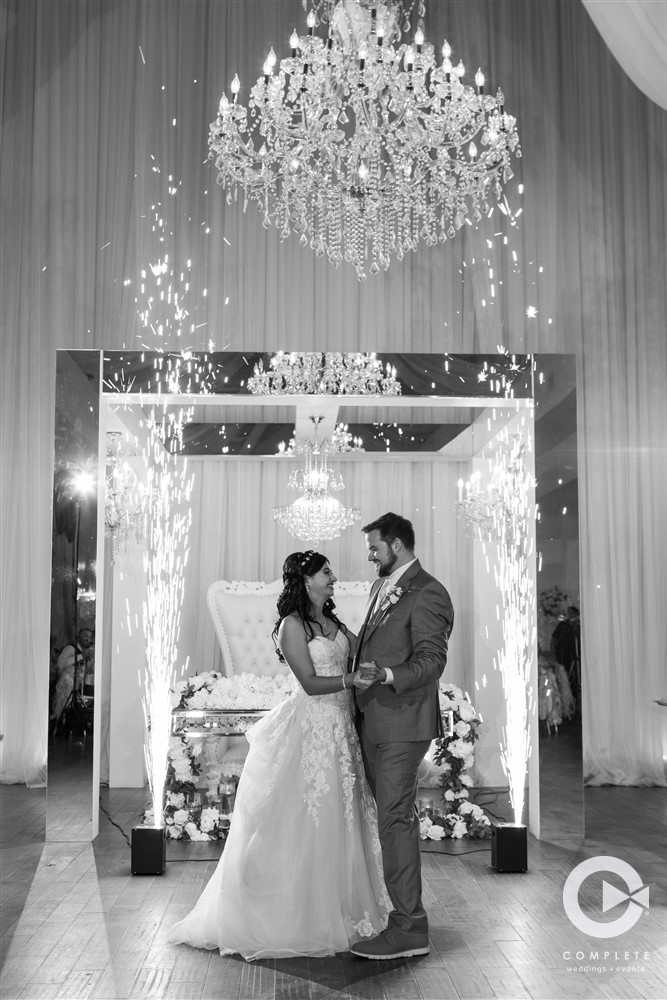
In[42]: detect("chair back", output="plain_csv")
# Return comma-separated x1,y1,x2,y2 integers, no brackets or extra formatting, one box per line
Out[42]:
207,580,370,677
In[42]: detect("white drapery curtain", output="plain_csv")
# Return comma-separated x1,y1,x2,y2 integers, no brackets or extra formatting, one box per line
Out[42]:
1,0,665,786
178,457,472,694
581,0,667,111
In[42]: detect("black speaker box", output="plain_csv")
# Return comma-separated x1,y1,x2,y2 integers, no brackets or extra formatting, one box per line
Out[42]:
491,823,527,873
131,825,166,875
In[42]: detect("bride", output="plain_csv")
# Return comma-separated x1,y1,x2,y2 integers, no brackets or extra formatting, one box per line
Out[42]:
169,550,391,960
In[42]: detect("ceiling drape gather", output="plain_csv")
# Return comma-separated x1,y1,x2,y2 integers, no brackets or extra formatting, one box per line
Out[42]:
1,0,665,785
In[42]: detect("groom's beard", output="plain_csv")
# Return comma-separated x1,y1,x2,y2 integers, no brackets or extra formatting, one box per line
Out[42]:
376,552,397,577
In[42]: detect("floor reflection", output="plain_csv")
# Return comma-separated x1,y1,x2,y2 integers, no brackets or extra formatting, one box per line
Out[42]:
538,714,583,841
46,733,94,842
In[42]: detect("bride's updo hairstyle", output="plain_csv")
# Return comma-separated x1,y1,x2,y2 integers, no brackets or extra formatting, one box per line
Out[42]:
272,550,346,659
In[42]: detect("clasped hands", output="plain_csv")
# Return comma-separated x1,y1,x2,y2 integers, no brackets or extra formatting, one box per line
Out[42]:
352,661,386,690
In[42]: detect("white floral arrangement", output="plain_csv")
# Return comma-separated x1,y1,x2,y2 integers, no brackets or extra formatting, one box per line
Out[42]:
145,790,234,842
171,670,296,711
147,670,296,840
420,683,491,840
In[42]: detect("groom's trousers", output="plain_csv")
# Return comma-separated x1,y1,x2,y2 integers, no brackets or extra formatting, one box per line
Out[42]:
360,728,431,937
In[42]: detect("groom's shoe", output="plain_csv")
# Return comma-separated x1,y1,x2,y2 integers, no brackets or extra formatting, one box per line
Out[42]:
350,928,429,960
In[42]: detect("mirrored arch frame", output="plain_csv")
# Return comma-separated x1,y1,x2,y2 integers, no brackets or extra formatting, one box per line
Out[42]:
48,350,580,845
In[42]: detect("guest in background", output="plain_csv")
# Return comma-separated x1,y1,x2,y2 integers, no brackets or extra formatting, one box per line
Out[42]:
538,653,563,733
551,605,580,701
50,628,94,725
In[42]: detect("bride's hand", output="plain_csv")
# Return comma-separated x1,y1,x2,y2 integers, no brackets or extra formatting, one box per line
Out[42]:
352,672,375,690
351,663,382,689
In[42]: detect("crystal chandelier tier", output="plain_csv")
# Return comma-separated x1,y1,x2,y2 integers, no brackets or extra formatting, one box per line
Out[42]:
209,0,520,279
273,417,361,542
248,351,401,395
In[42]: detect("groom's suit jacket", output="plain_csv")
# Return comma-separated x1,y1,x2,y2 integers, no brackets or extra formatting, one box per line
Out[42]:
354,560,454,743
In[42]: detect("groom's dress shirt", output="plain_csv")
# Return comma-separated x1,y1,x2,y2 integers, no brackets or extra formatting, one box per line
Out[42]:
373,558,417,686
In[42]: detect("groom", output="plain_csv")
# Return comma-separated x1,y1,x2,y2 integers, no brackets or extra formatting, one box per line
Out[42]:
351,512,454,960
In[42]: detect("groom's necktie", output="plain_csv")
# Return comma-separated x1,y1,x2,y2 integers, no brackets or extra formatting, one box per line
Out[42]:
353,585,382,671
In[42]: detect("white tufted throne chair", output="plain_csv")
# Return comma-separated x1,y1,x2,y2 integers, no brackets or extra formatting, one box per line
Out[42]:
206,579,370,772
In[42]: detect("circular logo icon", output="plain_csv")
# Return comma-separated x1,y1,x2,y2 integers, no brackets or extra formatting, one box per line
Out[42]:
563,856,649,938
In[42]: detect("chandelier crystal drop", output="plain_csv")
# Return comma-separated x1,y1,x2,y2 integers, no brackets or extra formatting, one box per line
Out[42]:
248,351,401,395
208,0,521,279
273,417,361,542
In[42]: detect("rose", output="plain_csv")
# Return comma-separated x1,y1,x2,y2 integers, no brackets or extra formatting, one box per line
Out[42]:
187,689,209,710
184,822,211,841
426,824,446,841
460,773,473,787
172,809,190,826
173,762,193,782
454,720,471,737
447,738,471,759
199,807,219,833
166,791,185,809
419,816,433,838
449,817,468,839
444,789,456,801
458,702,476,722
166,825,183,839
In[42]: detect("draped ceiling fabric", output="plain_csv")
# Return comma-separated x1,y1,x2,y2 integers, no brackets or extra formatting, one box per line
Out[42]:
0,0,665,786
582,0,667,111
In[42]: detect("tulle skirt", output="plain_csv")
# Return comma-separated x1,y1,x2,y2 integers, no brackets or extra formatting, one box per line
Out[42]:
169,691,390,959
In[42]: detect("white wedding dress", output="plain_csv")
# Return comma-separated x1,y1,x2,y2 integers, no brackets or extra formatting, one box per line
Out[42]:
169,629,391,960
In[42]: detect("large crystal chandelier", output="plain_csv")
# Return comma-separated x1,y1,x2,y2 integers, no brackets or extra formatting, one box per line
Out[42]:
248,351,401,395
273,417,361,542
209,0,520,279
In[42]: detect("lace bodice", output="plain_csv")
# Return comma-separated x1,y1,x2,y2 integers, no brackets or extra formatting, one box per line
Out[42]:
307,628,349,676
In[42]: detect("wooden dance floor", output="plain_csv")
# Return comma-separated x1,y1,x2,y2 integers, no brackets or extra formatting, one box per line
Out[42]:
1,742,665,1000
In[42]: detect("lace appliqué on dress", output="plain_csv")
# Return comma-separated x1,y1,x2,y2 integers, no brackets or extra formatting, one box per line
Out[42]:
300,632,358,829
344,911,379,940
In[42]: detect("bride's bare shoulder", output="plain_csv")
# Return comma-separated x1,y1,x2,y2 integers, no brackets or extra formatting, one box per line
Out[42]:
278,613,307,638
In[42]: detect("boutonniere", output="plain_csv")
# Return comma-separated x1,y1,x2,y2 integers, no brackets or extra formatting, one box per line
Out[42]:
378,584,406,614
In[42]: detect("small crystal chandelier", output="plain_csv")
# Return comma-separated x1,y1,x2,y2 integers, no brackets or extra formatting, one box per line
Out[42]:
248,351,401,395
209,0,520,279
273,417,361,542
105,432,146,562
